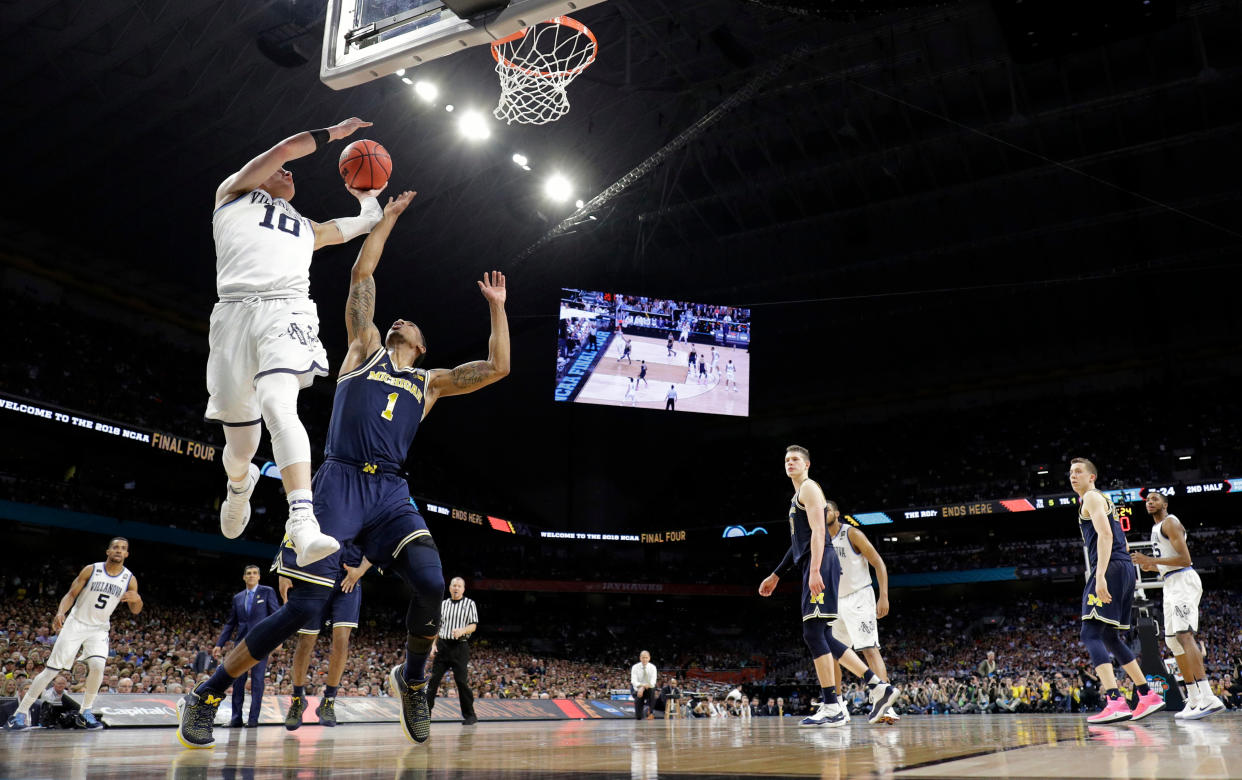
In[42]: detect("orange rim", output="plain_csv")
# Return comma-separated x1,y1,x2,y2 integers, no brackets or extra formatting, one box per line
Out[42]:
491,16,598,78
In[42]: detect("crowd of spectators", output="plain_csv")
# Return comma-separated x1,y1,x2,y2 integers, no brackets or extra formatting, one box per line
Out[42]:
612,294,751,342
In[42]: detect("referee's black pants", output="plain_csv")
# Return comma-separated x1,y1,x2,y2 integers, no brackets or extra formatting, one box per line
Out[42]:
428,638,475,719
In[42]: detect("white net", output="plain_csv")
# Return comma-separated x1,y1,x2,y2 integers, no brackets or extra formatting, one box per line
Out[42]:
491,16,597,125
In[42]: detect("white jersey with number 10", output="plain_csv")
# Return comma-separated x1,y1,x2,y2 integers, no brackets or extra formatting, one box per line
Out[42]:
213,189,315,298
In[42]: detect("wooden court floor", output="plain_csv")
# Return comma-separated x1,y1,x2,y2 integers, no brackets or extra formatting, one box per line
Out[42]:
3,713,1239,779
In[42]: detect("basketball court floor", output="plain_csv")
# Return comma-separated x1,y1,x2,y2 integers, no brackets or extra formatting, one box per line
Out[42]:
576,334,751,416
4,714,1239,779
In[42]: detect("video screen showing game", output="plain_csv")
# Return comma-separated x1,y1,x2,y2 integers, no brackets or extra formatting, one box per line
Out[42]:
554,289,751,417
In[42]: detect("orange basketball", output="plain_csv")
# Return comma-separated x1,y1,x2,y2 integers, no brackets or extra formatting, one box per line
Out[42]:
339,139,392,190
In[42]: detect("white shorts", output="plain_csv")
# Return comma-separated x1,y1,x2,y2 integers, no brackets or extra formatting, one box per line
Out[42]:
46,619,109,670
1162,568,1202,636
204,296,330,425
831,587,880,650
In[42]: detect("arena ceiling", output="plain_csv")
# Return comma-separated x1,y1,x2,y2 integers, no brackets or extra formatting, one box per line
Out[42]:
3,0,1241,404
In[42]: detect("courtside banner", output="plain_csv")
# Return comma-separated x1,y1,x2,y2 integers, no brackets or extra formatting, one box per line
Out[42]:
83,694,629,727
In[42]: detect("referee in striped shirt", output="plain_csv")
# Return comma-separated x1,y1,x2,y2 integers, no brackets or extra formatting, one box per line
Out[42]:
428,577,478,725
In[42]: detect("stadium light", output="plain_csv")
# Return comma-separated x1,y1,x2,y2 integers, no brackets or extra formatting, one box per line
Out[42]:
544,174,572,202
458,110,490,140
395,68,406,76
574,199,584,209
445,104,454,112
414,81,438,102
1178,455,1192,461
401,77,413,85
512,153,528,166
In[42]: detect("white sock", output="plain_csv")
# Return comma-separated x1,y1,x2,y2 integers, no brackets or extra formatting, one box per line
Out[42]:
17,667,58,715
287,489,314,515
1197,680,1213,699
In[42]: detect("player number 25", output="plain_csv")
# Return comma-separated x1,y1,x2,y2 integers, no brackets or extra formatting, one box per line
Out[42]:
381,392,399,421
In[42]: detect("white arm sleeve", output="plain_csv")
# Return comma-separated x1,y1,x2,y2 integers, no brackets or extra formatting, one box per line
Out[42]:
331,197,383,242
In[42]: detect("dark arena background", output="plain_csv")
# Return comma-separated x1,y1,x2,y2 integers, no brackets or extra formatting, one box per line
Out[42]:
2,0,1242,778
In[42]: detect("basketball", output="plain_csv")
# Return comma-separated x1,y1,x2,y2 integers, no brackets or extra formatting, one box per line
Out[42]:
339,139,392,190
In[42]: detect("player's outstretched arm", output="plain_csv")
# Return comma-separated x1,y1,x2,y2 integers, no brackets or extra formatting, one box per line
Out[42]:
214,117,371,209
338,191,416,377
120,576,143,615
53,566,94,631
427,272,510,404
312,184,388,250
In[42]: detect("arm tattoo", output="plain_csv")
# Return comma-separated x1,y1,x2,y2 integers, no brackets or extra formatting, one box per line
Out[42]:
347,277,375,336
449,362,490,388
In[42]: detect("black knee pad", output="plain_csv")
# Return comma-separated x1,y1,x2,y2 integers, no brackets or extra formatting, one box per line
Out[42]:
802,620,831,658
395,539,444,636
1080,620,1111,667
1103,629,1136,665
826,632,850,660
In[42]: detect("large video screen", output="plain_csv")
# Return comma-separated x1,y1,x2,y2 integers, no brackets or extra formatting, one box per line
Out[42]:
555,289,751,417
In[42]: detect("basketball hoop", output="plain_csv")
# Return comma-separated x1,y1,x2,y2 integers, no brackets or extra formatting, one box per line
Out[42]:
491,16,597,125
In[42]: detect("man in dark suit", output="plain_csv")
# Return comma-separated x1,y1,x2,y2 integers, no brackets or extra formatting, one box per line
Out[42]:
214,565,279,727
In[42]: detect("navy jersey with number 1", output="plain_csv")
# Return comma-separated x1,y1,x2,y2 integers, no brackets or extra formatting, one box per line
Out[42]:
277,347,435,588
325,348,428,470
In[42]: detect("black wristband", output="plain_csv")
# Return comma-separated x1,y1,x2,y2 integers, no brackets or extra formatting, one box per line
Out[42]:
310,128,331,149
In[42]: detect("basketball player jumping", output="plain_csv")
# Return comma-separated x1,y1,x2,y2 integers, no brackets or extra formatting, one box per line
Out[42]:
178,191,511,749
827,511,899,723
1130,492,1225,719
1069,458,1165,723
759,446,896,727
208,116,385,568
7,538,142,730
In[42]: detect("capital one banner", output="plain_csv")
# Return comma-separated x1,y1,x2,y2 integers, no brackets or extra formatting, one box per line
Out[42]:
84,694,629,727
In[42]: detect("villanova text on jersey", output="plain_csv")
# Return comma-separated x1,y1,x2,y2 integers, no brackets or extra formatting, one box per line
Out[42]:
86,579,126,600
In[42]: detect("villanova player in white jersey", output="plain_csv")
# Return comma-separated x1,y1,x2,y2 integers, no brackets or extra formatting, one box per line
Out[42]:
827,512,898,723
1130,492,1225,719
178,191,511,749
7,538,142,730
207,116,383,568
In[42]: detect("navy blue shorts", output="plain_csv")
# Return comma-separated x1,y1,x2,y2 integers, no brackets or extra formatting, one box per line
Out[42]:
277,460,432,589
299,584,361,634
800,554,841,622
1081,558,1136,630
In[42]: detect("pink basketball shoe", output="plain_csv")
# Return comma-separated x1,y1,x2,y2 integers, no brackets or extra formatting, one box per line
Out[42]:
1087,696,1132,724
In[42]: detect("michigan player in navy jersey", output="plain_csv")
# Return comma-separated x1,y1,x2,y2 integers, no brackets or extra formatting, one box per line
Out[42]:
1069,458,1165,724
177,190,511,749
758,446,896,727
